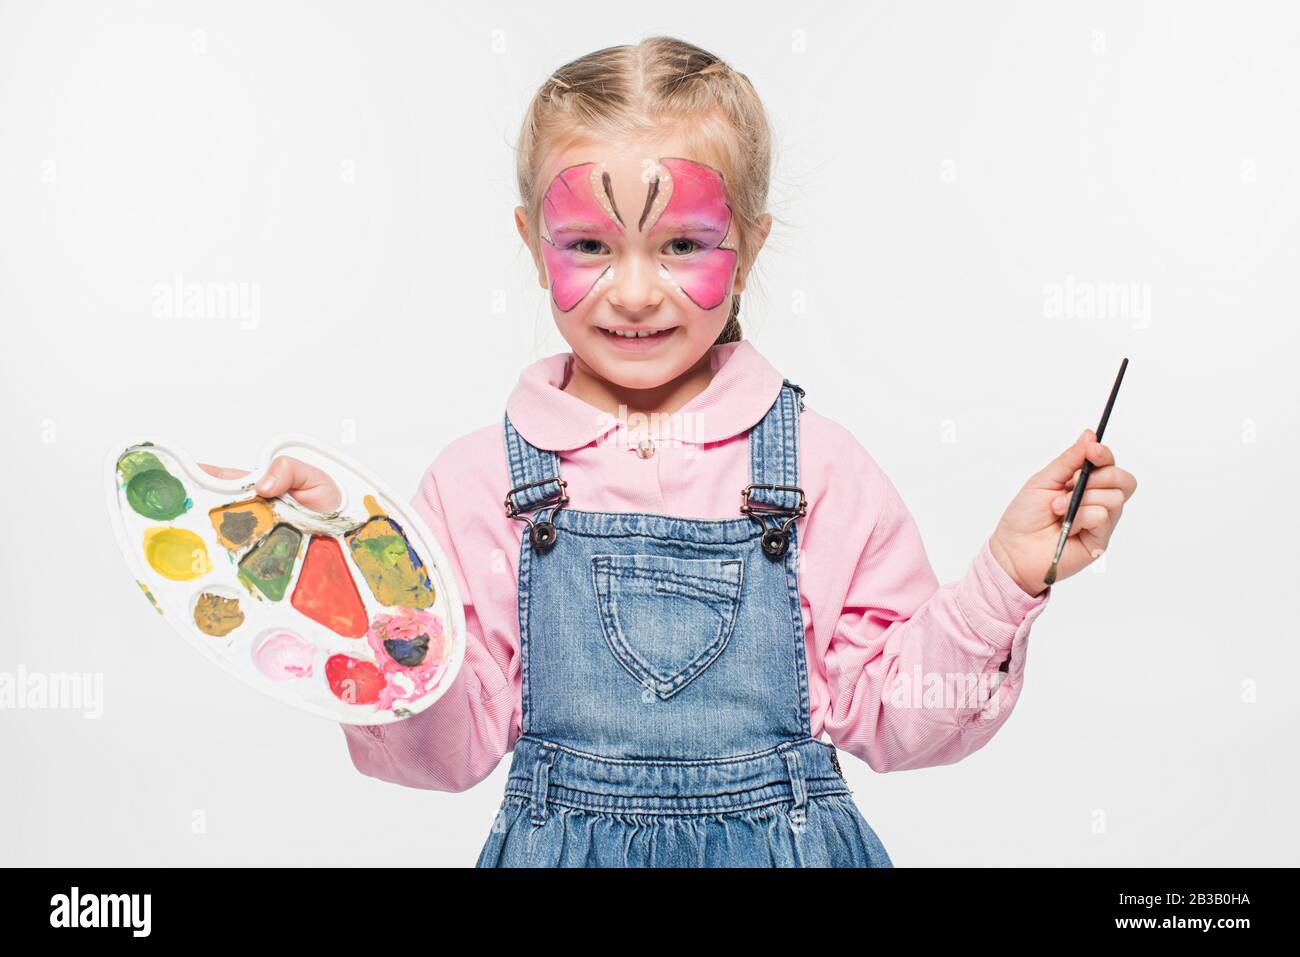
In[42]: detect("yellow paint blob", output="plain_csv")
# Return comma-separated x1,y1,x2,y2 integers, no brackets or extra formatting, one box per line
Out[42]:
143,527,212,581
363,494,385,518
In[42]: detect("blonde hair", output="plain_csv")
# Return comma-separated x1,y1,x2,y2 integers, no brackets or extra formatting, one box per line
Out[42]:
515,36,774,345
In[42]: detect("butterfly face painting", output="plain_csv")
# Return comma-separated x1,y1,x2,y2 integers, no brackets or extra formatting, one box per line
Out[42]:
538,157,740,313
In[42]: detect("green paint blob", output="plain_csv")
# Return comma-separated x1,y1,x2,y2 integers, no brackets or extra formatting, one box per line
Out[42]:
237,524,303,601
125,467,190,520
116,449,165,483
346,517,434,609
355,533,406,567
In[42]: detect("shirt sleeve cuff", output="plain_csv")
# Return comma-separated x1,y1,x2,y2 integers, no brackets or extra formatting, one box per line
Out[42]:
955,538,1052,652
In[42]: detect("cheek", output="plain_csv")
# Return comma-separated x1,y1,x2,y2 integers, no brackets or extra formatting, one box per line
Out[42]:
540,245,612,313
660,250,738,312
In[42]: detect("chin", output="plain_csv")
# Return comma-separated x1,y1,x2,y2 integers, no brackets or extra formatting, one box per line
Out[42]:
582,352,688,391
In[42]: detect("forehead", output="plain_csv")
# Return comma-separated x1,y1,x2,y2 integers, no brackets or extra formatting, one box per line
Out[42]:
537,133,727,204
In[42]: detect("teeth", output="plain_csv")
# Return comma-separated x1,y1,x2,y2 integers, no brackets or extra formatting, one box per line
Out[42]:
603,328,669,338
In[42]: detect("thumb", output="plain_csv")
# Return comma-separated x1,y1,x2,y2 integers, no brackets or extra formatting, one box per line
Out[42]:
1033,429,1094,488
255,456,342,512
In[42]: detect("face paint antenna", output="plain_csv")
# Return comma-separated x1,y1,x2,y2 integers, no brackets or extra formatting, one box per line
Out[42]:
638,175,660,231
600,171,624,227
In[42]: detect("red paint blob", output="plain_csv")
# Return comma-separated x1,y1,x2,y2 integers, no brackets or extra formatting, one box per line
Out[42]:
325,655,384,705
291,535,369,638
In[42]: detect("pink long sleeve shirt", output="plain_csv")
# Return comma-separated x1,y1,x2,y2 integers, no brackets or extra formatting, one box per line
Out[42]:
342,340,1052,790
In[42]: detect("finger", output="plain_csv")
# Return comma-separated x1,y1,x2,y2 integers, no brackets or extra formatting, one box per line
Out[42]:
255,456,342,511
1078,516,1118,558
1075,502,1116,554
1051,488,1126,514
1065,464,1136,498
1084,440,1114,469
1064,441,1114,487
1060,465,1133,501
1106,466,1137,499
1034,429,1093,486
255,456,316,496
198,462,251,479
1066,504,1111,541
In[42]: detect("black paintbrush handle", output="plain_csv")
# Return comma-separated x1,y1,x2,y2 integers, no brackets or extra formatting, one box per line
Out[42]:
1063,357,1128,526
1062,460,1094,525
1094,357,1127,443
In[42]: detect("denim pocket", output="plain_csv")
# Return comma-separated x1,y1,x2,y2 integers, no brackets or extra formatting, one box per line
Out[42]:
590,554,744,700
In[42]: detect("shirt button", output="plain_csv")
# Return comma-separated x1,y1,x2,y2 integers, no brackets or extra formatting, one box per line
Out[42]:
636,436,655,459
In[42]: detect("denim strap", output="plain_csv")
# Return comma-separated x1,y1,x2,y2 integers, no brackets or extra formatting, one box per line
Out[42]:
746,380,804,511
504,412,567,513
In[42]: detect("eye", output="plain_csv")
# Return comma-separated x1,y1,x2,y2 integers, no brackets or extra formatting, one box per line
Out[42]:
566,238,609,256
663,238,702,256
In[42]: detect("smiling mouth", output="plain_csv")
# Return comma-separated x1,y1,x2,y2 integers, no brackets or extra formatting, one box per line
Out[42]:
596,325,678,339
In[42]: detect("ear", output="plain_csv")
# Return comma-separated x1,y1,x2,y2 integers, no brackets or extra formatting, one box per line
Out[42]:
515,205,549,290
732,212,772,295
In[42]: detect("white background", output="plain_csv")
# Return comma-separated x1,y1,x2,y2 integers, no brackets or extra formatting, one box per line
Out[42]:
1,0,1296,866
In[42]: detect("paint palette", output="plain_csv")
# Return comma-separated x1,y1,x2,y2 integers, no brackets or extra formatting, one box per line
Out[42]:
105,435,466,725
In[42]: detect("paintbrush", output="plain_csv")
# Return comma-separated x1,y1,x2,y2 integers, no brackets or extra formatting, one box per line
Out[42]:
1043,357,1128,586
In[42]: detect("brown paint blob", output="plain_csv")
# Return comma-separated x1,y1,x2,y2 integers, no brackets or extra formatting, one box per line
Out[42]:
193,592,245,636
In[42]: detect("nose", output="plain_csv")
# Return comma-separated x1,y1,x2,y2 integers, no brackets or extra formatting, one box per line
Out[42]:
605,251,663,313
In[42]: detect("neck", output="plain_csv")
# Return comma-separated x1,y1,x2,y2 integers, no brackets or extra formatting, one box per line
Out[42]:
563,350,717,422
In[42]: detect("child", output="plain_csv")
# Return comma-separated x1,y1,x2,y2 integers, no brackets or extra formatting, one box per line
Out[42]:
211,37,1136,867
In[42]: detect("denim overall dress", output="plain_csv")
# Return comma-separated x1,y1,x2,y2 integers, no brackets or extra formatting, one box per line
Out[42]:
475,381,894,867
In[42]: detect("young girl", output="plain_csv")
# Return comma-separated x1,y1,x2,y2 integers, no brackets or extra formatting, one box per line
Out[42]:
208,37,1135,867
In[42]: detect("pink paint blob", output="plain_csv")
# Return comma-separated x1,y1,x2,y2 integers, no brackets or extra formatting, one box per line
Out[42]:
252,630,316,681
365,608,451,710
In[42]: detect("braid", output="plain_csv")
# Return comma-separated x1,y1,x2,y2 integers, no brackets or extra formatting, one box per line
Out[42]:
713,295,744,344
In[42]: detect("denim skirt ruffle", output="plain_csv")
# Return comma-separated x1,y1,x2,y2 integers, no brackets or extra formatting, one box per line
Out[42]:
475,736,893,868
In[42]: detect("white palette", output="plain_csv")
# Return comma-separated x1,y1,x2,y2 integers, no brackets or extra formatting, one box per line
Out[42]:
105,435,466,725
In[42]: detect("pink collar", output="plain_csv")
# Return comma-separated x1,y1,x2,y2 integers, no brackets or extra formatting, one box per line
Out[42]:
505,340,786,451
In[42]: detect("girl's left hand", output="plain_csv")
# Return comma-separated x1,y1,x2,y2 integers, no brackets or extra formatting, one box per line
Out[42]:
987,429,1138,596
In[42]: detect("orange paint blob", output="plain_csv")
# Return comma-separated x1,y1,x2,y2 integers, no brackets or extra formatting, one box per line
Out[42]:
290,535,369,638
209,498,276,550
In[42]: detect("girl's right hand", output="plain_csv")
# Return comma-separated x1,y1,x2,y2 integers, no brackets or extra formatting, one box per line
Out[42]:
198,456,343,512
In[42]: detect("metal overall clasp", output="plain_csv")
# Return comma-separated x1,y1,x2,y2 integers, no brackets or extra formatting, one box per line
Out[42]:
740,483,807,559
504,477,569,553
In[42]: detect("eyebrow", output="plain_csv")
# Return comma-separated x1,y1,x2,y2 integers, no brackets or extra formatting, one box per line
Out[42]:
550,220,724,235
550,222,619,232
652,222,724,234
